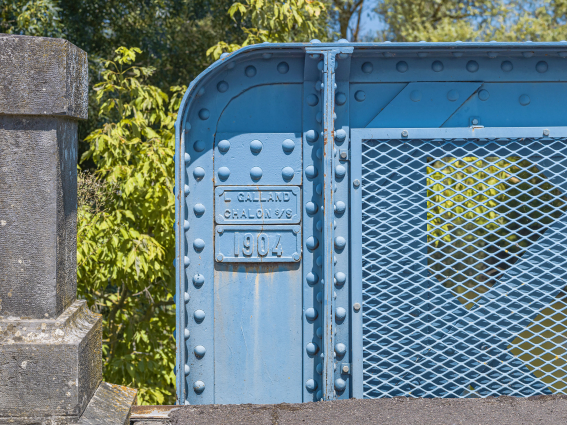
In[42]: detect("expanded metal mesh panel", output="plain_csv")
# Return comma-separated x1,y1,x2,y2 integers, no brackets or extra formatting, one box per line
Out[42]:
361,135,567,398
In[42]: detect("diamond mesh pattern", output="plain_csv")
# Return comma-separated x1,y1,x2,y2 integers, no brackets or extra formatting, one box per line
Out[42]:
362,136,567,398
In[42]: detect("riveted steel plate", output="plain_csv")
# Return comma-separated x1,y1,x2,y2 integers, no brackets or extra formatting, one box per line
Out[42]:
214,133,302,185
215,186,301,224
215,225,302,263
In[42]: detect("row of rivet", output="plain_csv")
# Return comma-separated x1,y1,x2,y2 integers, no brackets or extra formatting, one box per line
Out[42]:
331,52,350,397
360,60,551,74
302,54,326,400
184,138,209,395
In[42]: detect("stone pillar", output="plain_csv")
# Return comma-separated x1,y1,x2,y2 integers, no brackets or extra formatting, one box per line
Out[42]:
0,35,135,424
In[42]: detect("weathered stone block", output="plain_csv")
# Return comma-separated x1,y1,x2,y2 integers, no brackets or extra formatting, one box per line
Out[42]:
0,116,78,319
0,301,102,422
0,34,88,119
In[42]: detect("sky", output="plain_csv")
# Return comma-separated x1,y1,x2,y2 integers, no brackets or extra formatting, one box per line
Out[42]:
351,0,382,41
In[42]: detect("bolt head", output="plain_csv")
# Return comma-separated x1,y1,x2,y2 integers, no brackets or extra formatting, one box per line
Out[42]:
216,254,224,262
342,365,349,373
217,227,224,234
544,129,550,136
353,302,361,312
353,179,360,188
340,151,347,159
472,118,479,125
401,130,408,137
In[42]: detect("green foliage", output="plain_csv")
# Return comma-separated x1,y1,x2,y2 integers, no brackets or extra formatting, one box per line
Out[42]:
208,0,331,59
78,47,183,405
0,0,63,37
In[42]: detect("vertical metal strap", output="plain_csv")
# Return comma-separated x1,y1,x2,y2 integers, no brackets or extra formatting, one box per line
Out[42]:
322,51,337,401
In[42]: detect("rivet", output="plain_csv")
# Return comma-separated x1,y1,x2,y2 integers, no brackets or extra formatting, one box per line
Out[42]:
262,53,272,59
316,220,323,232
305,165,318,179
334,236,346,249
217,81,229,93
217,140,230,153
184,184,190,195
316,256,322,267
194,310,206,322
218,166,230,180
220,52,229,59
353,179,360,188
523,51,534,58
282,139,295,153
478,89,490,101
193,167,205,180
277,62,289,74
306,202,318,215
410,90,421,102
335,165,346,179
316,149,323,160
193,381,205,393
336,307,347,321
311,39,321,43
317,60,324,71
396,61,408,73
335,129,347,142
196,87,205,97
335,92,347,105
501,60,513,72
293,226,300,234
193,239,205,251
194,203,205,215
335,201,346,214
306,271,319,286
335,378,346,392
536,61,548,73
194,140,206,152
306,236,319,251
316,327,322,339
417,52,427,58
250,167,263,181
335,343,347,355
194,345,206,357
292,252,300,261
353,303,361,312
250,139,263,154
193,274,205,287
282,167,295,181
401,130,408,137
466,60,479,72
487,51,498,58
519,94,531,106
305,379,318,392
361,62,373,73
198,108,210,120
227,62,235,70
315,80,322,91
315,112,322,123
245,65,257,77
315,184,322,195
431,60,443,72
316,364,323,374
306,342,319,356
543,129,550,136
184,220,190,230
217,226,224,234
184,256,190,267
184,328,190,339
305,129,319,143
184,364,190,375
305,307,318,321
184,152,191,162
216,254,224,262
316,292,323,303
307,94,319,106
355,90,366,101
446,89,459,102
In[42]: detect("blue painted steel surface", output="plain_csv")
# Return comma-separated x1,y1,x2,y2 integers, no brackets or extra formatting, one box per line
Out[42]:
176,41,567,405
